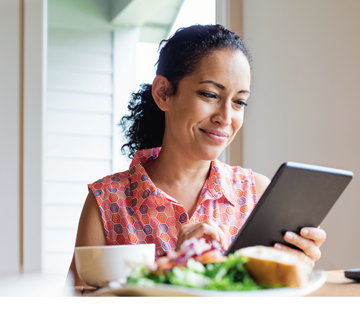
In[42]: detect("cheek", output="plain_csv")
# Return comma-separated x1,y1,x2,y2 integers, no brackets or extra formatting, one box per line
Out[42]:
196,104,213,120
232,111,244,132
186,102,213,125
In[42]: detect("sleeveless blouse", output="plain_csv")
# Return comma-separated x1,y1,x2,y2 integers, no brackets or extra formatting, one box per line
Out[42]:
88,147,258,258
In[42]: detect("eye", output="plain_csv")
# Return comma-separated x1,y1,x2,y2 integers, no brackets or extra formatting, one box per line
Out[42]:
198,91,217,99
234,100,248,107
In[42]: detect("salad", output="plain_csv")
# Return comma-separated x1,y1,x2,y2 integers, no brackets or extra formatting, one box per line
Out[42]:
126,238,268,291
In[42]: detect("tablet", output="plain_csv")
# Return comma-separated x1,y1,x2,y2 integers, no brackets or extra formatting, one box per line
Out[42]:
225,162,353,255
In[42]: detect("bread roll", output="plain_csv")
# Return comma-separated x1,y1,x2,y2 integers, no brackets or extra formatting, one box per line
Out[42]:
237,246,309,288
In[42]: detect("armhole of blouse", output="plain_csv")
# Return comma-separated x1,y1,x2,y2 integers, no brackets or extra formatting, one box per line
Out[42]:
87,184,105,222
247,168,259,205
88,184,109,244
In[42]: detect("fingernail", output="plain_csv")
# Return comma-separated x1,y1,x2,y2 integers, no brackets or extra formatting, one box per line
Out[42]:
285,232,294,240
301,229,310,236
274,243,282,250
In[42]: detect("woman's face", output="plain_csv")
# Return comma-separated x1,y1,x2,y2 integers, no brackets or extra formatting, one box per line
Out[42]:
162,49,251,161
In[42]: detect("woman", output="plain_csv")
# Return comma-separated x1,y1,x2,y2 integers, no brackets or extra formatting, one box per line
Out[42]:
68,24,326,286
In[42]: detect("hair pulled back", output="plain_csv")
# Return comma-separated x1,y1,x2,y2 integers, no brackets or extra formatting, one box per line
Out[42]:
119,24,251,159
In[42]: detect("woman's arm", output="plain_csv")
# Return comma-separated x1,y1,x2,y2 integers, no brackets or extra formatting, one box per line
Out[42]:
253,171,271,199
66,191,107,286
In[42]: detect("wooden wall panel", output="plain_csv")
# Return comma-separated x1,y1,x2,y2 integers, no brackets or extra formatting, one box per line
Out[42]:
48,28,112,54
45,182,88,206
44,205,82,229
44,23,113,274
47,134,112,159
47,69,112,94
48,50,112,73
44,229,77,253
43,252,75,275
46,158,111,183
47,91,112,113
46,110,112,136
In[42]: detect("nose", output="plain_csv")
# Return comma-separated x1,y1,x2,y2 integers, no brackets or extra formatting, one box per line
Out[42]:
212,99,232,126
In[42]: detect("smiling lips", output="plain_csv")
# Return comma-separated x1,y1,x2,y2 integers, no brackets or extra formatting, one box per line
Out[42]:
200,129,229,143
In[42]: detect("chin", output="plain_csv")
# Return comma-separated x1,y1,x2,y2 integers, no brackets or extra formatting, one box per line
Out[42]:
197,148,225,161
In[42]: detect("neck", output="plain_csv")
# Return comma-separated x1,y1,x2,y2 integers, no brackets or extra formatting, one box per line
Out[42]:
144,145,212,191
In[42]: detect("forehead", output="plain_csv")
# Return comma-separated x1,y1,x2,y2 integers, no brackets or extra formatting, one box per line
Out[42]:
192,49,251,88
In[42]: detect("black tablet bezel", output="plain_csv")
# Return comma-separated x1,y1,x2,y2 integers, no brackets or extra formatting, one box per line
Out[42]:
225,162,353,256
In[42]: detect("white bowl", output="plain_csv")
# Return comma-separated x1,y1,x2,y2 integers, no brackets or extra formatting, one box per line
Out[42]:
75,244,155,287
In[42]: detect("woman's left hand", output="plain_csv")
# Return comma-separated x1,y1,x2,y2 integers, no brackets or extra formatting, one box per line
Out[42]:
273,227,327,268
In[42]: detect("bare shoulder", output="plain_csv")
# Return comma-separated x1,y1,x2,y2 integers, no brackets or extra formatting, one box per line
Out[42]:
252,171,271,199
75,191,107,246
67,191,107,286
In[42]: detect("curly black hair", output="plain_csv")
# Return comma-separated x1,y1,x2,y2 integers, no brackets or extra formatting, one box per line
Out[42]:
119,24,251,159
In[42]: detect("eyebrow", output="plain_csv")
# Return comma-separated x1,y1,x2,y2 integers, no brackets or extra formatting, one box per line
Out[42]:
199,80,251,95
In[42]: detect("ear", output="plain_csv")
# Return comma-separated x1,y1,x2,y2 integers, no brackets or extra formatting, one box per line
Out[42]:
152,75,172,111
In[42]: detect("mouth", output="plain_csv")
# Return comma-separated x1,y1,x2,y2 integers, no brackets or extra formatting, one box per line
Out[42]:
200,129,229,143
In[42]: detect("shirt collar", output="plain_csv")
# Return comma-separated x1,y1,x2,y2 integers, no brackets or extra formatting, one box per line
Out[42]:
201,159,236,206
128,148,179,210
128,148,236,210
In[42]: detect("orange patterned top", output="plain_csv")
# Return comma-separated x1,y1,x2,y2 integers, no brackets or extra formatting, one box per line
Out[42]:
88,147,258,258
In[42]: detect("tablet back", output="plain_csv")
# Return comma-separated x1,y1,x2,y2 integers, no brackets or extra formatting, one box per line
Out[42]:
225,162,353,255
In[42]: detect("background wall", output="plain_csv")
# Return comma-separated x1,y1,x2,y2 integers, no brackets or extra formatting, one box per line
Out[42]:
45,25,115,274
0,0,21,274
240,0,360,270
0,0,45,274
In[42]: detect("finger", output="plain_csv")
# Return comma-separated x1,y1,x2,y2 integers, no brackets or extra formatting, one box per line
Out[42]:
188,223,221,243
176,223,220,251
219,223,230,233
274,243,315,268
204,220,227,249
284,231,321,262
300,227,327,247
219,223,230,249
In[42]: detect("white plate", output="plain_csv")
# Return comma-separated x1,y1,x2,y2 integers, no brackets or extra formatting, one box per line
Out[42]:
90,270,327,297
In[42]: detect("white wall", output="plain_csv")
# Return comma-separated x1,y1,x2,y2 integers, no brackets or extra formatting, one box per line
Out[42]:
0,0,21,274
112,27,140,173
0,0,45,274
23,0,46,272
242,0,360,270
45,27,114,274
44,0,139,275
217,0,244,166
